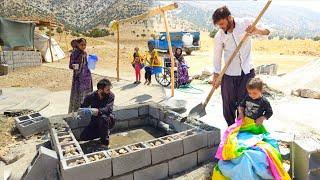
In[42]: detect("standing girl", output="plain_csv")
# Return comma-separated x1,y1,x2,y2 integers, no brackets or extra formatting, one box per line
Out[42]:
68,38,93,113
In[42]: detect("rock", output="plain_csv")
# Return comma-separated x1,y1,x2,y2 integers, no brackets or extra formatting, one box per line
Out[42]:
0,149,25,165
255,64,278,75
300,89,320,99
292,89,320,99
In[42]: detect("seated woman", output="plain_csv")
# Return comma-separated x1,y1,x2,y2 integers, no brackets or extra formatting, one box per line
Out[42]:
174,48,191,87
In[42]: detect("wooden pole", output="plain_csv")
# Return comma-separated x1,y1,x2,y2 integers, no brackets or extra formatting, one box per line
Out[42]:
116,24,120,82
48,23,54,62
118,3,178,24
161,11,175,97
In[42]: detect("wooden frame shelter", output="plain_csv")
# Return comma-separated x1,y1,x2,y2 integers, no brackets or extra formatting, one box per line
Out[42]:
110,3,178,97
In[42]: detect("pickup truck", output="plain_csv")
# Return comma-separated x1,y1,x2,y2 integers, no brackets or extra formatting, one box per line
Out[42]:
148,32,200,55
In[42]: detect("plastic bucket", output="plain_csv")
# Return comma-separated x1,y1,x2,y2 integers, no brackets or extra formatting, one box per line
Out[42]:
88,54,98,70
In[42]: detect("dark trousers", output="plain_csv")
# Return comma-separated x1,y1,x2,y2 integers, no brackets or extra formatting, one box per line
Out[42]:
221,69,255,126
80,115,111,145
145,67,152,81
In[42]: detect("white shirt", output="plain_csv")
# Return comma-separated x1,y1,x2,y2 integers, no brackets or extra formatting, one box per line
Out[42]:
213,18,267,76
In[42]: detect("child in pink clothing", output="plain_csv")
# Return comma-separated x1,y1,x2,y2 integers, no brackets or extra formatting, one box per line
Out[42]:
132,47,143,84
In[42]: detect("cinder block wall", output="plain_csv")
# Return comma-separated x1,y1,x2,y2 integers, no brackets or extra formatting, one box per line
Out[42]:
0,51,42,70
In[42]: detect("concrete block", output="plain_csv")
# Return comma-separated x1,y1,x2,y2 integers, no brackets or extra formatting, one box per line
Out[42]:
197,146,218,164
310,169,320,180
113,120,129,132
61,152,111,180
181,129,208,154
206,128,221,147
15,115,32,124
114,105,139,121
109,143,151,176
134,162,168,180
149,103,161,119
293,138,320,180
138,104,149,116
110,173,133,180
57,141,83,160
16,118,48,138
85,151,112,179
128,118,148,128
168,152,197,176
148,118,159,128
146,136,183,164
22,146,58,180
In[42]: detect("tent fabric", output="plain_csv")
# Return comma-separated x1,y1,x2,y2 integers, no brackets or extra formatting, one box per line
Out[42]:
34,33,65,62
0,18,35,49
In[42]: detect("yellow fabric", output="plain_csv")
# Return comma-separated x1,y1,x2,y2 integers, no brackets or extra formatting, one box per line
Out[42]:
131,51,144,64
145,50,162,67
109,20,119,32
212,166,229,180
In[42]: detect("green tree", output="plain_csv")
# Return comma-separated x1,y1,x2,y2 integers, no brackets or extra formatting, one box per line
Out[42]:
56,27,63,42
39,26,45,31
141,34,146,38
313,36,320,41
71,31,80,37
45,31,54,36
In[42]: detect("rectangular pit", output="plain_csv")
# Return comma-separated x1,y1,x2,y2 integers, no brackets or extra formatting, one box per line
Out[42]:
49,102,220,179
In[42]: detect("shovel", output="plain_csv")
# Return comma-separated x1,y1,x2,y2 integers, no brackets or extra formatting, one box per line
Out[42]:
187,0,272,119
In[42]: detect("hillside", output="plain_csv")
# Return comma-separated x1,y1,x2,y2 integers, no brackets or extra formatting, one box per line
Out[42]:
154,1,320,38
0,0,152,30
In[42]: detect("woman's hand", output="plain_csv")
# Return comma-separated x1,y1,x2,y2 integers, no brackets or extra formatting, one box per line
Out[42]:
72,64,79,70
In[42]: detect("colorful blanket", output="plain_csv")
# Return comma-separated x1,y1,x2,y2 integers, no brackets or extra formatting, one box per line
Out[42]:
212,117,291,180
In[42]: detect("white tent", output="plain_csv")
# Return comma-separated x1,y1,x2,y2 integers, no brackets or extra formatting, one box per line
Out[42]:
34,33,65,62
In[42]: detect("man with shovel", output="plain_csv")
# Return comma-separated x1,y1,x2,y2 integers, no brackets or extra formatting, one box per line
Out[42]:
212,6,270,126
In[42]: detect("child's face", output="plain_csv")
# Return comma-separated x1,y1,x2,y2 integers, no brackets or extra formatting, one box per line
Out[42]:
247,88,262,100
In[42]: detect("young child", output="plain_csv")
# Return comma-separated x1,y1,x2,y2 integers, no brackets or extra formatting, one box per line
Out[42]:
238,78,273,125
132,47,143,84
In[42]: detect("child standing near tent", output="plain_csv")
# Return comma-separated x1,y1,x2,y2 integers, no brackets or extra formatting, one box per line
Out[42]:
132,47,144,84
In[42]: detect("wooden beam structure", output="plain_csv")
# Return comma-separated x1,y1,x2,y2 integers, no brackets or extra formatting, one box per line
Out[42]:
110,3,178,96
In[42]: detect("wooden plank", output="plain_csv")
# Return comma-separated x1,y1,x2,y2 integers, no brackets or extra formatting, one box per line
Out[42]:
117,25,120,82
162,12,175,97
48,23,54,63
118,3,178,24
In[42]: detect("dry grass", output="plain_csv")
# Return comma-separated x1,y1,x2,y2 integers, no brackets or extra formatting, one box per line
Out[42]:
0,116,15,149
0,66,115,91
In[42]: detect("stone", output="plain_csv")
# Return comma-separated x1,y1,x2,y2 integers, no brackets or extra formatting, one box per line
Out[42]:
0,148,25,165
134,162,168,180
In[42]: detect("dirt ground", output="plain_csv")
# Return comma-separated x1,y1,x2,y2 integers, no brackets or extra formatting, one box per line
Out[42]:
0,66,115,92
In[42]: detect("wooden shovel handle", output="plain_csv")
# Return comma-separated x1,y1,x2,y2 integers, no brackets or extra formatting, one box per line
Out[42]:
203,0,272,107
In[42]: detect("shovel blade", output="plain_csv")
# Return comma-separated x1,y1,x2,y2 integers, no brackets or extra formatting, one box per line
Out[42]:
188,103,207,119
